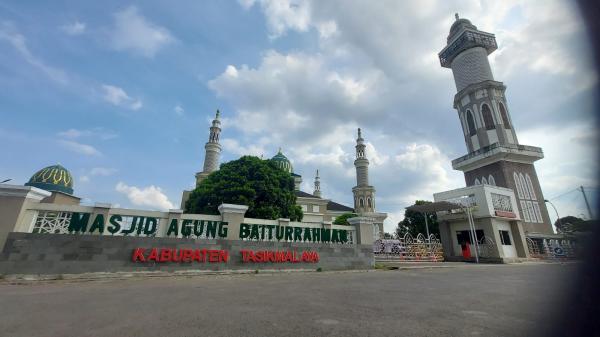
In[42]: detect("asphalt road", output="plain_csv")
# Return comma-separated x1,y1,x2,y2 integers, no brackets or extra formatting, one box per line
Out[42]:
0,263,576,337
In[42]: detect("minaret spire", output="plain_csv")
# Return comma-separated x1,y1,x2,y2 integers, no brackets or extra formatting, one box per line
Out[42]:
195,109,222,186
352,128,375,214
313,169,321,198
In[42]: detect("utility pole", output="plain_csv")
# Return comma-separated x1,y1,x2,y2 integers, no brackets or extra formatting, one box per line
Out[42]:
580,186,593,219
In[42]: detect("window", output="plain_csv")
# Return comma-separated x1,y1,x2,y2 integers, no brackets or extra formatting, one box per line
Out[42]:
520,200,531,222
481,177,488,185
488,175,496,186
499,230,512,245
519,173,530,199
359,198,364,207
514,173,524,199
481,104,495,130
525,174,537,200
301,204,308,212
499,103,511,129
532,202,543,223
474,178,481,185
312,205,320,213
466,110,476,136
367,197,372,208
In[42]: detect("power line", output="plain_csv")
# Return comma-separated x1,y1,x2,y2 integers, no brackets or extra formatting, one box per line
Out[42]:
547,188,579,201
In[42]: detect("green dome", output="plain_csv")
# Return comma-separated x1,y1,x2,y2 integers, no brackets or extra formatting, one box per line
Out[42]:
25,164,74,195
271,149,293,173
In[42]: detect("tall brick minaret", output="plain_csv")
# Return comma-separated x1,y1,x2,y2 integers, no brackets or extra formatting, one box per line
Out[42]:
439,14,552,234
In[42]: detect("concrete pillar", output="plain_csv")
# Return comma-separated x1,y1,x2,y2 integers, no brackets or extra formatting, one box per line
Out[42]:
347,216,375,245
511,221,530,258
0,185,51,249
218,204,248,240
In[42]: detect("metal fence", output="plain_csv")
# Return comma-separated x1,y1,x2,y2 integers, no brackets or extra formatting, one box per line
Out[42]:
373,233,444,262
526,237,578,259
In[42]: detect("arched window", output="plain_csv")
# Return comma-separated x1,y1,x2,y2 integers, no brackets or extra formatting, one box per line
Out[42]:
359,198,365,207
481,104,495,130
481,177,488,185
474,178,481,185
466,110,476,136
519,173,530,199
488,175,496,186
367,197,372,208
514,173,524,199
499,103,511,129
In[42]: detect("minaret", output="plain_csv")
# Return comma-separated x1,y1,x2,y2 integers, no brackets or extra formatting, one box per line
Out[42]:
195,110,222,185
313,170,321,198
352,128,375,214
439,14,552,234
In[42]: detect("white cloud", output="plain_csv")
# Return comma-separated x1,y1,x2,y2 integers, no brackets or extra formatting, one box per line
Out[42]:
174,104,184,116
0,22,68,84
58,140,101,156
60,21,86,35
101,84,142,110
115,182,175,210
109,6,174,57
241,0,311,38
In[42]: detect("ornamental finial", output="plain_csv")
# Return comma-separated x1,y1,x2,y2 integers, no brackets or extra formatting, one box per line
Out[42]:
278,147,282,153
455,13,459,20
316,169,319,178
358,128,362,138
215,109,220,119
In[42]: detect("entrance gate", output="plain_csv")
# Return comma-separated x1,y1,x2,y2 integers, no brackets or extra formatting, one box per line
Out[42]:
373,233,444,262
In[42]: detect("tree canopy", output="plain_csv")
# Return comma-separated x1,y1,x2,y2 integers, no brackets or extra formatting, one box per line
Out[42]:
395,200,439,238
185,156,303,221
333,213,357,226
554,216,595,232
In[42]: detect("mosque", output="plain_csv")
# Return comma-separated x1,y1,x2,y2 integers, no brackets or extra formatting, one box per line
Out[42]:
180,110,387,234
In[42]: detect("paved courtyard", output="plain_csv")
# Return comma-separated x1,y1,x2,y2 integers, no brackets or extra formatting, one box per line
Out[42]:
0,263,576,337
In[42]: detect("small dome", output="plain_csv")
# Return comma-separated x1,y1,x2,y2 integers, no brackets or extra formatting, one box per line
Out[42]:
25,164,74,195
271,149,293,173
448,16,477,41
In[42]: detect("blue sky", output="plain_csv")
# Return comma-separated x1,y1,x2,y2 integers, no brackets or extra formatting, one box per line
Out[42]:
1,0,598,232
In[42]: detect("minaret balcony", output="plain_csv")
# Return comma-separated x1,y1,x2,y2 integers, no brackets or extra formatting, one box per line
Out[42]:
452,143,544,172
439,29,497,68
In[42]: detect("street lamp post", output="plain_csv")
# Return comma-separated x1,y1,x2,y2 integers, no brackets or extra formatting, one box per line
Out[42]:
544,199,561,233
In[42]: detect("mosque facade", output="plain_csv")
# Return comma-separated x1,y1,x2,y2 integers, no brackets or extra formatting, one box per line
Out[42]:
181,111,387,236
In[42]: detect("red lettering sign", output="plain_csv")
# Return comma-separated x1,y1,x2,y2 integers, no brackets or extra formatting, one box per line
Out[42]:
132,248,227,263
495,210,516,218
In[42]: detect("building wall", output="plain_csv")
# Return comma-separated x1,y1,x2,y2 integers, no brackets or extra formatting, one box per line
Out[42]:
0,233,373,275
464,160,553,234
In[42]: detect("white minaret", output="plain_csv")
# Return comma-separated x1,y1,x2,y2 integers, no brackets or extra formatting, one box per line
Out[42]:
352,128,375,214
313,169,321,198
195,110,222,185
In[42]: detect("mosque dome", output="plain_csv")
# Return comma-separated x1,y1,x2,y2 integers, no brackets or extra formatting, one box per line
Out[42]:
25,164,74,195
271,149,293,173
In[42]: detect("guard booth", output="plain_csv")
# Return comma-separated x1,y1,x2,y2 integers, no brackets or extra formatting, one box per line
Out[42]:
431,184,530,263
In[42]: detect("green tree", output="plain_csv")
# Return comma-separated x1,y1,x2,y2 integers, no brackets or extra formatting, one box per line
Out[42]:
333,212,357,226
185,156,303,221
554,216,584,232
396,200,439,238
